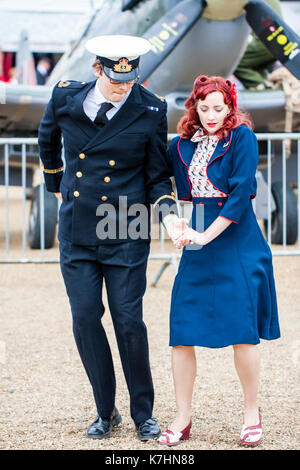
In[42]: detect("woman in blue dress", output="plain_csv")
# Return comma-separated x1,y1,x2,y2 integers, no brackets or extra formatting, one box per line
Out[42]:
159,75,280,447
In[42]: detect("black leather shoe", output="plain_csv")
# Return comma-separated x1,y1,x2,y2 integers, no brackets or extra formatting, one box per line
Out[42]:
136,417,161,441
86,407,122,439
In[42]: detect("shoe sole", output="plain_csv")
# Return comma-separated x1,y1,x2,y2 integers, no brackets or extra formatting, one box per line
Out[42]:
240,439,262,447
158,436,190,446
86,414,122,440
137,432,161,442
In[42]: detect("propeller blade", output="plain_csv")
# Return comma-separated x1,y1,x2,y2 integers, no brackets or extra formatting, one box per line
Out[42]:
121,0,143,12
138,0,206,83
245,0,300,79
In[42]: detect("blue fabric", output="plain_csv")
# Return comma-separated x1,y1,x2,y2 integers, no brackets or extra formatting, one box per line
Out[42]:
167,125,258,223
38,81,177,245
169,198,280,348
59,236,154,423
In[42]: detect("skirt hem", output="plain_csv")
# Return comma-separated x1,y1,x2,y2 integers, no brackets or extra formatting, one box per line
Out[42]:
169,334,280,349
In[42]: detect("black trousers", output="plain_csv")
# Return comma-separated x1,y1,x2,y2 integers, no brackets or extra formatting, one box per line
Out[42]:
58,236,154,424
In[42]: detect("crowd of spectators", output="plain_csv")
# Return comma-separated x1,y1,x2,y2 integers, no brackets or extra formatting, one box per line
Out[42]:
0,51,52,85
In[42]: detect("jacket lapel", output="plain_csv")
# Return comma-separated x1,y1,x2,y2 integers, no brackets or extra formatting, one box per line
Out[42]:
177,137,197,168
207,131,232,166
66,80,99,139
178,131,233,169
82,84,147,153
177,131,232,192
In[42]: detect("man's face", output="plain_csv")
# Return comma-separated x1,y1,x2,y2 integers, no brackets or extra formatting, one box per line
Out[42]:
94,64,135,102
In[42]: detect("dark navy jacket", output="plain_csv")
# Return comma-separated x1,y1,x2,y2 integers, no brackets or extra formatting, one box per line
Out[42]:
38,80,177,245
167,125,258,224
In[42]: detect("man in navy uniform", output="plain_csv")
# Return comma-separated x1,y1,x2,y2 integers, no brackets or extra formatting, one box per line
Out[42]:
38,35,185,440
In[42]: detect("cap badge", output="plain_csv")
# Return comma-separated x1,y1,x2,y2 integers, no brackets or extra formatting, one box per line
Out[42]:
113,58,132,73
57,81,71,87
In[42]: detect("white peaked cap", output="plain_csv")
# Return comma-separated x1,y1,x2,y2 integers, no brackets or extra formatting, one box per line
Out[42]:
85,35,152,60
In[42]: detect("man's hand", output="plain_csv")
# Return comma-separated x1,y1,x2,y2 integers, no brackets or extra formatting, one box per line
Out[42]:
163,215,189,246
54,192,62,201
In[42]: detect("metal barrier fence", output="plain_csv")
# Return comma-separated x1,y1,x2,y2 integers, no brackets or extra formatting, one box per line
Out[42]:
1,134,300,279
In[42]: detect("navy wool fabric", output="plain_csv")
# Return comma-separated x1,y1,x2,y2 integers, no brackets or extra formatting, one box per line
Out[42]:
38,80,177,245
59,237,154,423
38,78,177,425
170,197,280,348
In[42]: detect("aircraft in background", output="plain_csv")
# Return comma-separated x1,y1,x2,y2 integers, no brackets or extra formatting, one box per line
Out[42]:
1,0,300,248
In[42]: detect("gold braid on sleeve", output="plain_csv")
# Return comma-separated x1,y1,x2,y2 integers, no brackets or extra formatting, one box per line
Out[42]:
41,162,64,174
153,194,176,209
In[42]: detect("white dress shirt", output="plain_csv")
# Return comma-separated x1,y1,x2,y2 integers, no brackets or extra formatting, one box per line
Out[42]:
82,79,132,122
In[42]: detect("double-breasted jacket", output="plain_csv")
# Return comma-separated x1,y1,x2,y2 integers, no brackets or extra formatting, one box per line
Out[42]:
38,80,177,245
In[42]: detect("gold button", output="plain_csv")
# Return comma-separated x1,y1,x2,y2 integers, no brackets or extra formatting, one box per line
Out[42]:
104,177,111,183
76,171,83,178
74,191,80,197
171,192,175,196
109,160,116,166
101,196,108,201
79,153,85,159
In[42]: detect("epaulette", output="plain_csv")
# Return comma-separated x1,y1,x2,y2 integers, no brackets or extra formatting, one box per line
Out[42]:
140,84,166,103
56,80,87,88
154,93,165,103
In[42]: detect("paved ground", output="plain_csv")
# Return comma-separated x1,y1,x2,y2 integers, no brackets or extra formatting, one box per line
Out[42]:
0,189,299,450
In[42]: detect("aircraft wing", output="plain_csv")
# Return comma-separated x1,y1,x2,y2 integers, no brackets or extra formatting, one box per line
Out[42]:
0,84,51,134
1,0,300,136
166,87,300,134
0,81,297,137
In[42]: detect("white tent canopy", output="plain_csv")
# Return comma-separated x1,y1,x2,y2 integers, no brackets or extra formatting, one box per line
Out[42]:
0,0,104,53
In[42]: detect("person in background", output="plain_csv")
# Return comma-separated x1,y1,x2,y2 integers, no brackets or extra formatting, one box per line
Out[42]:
234,0,282,89
8,67,18,85
36,56,52,85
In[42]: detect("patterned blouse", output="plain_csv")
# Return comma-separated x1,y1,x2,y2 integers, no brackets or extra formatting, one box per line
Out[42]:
188,128,228,198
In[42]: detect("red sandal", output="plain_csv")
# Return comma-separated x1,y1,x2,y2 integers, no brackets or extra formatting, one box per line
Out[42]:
240,408,262,447
158,420,192,446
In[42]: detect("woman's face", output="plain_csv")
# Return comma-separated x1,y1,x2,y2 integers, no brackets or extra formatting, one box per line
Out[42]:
196,91,230,135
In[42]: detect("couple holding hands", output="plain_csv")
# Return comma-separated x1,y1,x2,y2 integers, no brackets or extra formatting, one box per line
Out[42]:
38,35,280,448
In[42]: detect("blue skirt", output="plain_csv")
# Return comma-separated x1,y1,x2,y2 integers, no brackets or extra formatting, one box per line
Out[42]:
169,197,280,348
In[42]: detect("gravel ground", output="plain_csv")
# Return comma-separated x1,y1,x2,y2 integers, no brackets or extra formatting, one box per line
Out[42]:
0,190,299,450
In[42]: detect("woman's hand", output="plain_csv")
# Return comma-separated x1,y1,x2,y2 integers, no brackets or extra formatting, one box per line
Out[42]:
174,227,207,249
175,215,233,248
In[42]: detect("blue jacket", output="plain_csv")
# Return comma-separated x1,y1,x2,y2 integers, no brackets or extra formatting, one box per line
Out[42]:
167,124,258,224
38,80,177,245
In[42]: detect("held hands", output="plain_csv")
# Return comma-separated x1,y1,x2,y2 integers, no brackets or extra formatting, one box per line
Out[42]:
164,216,189,245
163,215,207,249
174,227,207,249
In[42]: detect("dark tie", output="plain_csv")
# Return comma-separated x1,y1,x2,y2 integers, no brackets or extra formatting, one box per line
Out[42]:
94,102,114,126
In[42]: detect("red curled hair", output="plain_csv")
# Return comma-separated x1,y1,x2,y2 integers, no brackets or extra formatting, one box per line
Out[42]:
177,75,253,139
